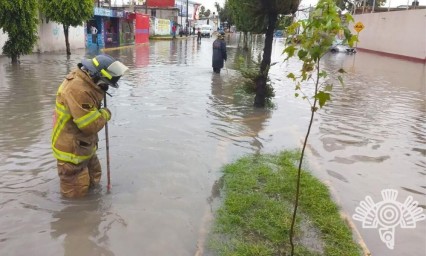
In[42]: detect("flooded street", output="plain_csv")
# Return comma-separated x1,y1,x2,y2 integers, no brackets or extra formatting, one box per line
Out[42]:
0,35,425,256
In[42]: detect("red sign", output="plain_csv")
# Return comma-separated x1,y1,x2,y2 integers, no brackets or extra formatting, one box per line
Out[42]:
146,0,175,8
135,13,149,44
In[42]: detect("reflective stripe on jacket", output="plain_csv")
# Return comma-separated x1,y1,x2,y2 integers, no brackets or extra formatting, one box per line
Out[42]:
52,68,108,165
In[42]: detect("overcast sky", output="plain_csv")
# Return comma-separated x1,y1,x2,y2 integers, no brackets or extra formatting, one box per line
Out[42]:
200,0,423,11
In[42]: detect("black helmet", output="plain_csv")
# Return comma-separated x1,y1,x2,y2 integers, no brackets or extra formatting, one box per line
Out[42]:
81,54,129,88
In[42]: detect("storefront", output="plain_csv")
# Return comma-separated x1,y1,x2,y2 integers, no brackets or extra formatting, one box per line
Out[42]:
86,7,123,49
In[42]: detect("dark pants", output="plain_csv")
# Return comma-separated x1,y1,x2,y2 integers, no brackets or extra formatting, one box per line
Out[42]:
213,68,221,74
92,34,97,44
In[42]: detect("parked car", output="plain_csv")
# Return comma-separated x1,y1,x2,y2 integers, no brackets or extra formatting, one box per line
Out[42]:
274,30,284,37
200,25,213,38
330,39,356,54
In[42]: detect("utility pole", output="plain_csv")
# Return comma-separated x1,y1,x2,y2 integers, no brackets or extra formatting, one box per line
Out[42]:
186,0,189,36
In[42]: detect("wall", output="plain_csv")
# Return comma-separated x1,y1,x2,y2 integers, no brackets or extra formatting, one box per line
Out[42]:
147,0,175,7
0,21,85,56
135,13,150,44
0,30,7,53
36,20,85,53
352,9,426,61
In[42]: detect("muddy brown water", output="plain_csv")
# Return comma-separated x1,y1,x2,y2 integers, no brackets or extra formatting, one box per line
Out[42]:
0,35,424,255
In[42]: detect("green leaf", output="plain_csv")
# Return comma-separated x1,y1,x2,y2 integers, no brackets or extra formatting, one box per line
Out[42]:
319,71,327,78
310,46,322,60
315,91,331,108
324,84,333,91
295,83,301,90
326,19,332,29
295,93,299,97
284,45,296,58
287,73,296,80
345,13,354,23
348,35,358,47
297,49,308,60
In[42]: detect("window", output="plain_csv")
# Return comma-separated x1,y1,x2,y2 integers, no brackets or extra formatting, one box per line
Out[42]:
151,9,156,17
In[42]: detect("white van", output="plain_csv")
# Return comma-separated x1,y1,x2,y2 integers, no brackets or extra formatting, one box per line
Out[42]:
200,25,213,38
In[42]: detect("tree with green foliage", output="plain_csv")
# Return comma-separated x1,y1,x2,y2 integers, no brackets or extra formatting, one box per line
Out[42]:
204,9,211,18
217,1,233,30
283,0,357,254
228,0,257,50
276,15,293,31
214,1,221,13
0,0,39,63
254,0,300,107
338,0,386,13
227,0,299,107
199,5,206,18
216,0,234,24
39,0,94,55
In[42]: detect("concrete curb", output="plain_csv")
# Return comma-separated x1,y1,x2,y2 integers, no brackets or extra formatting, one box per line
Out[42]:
149,35,197,41
101,43,149,52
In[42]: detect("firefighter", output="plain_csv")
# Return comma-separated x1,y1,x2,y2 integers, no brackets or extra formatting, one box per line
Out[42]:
212,31,227,74
52,54,129,198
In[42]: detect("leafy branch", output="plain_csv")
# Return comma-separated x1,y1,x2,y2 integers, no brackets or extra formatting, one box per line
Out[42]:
283,0,357,255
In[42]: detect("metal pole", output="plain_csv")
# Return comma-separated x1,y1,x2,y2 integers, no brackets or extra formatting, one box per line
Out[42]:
186,0,189,36
371,0,376,12
388,0,391,11
104,94,111,191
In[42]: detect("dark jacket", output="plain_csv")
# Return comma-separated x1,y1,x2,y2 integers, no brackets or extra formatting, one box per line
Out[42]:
212,38,227,69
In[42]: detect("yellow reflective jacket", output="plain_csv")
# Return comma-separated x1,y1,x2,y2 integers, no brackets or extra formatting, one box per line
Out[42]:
52,68,110,165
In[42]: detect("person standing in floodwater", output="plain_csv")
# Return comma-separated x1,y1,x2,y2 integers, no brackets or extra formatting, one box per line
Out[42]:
51,54,129,198
172,24,177,39
90,25,98,44
197,28,202,43
212,31,227,74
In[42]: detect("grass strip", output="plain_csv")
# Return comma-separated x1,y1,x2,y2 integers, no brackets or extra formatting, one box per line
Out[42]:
209,151,361,256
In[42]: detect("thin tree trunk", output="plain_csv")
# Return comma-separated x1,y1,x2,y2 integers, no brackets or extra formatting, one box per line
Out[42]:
243,32,248,51
11,55,18,64
254,12,277,108
289,60,320,256
63,24,71,55
238,32,241,48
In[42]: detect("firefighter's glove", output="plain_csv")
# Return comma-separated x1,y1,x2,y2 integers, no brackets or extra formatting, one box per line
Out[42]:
98,83,109,92
100,108,111,121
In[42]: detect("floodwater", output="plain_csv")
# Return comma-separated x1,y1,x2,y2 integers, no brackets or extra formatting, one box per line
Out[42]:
0,35,424,256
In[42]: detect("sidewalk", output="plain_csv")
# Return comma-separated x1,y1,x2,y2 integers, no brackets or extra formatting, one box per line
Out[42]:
149,35,197,41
